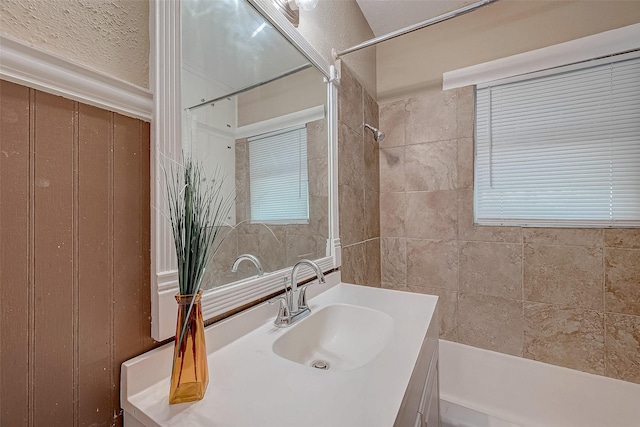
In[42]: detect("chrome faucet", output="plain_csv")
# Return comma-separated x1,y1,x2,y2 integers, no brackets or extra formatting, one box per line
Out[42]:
290,259,325,312
272,259,326,327
231,254,264,276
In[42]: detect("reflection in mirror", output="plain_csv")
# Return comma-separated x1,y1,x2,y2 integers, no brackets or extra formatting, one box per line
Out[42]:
181,0,329,291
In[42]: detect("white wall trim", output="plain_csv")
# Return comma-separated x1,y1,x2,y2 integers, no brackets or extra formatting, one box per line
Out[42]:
199,256,334,320
151,0,183,340
443,23,640,90
328,66,340,269
0,34,153,120
235,105,325,139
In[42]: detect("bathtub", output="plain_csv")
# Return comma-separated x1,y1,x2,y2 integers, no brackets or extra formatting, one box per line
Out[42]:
438,340,640,427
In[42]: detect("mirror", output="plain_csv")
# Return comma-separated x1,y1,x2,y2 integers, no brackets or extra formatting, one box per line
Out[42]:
152,0,336,340
181,0,329,290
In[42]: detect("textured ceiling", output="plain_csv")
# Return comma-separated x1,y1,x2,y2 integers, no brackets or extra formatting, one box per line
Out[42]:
0,0,149,88
355,0,478,37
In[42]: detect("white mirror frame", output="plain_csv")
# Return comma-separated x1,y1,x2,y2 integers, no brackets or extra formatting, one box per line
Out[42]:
150,0,341,341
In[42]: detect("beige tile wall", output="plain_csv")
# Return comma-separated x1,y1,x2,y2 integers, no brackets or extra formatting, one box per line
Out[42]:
379,85,640,384
338,64,381,287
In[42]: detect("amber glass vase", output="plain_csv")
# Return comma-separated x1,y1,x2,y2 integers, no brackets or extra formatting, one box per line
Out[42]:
169,292,209,404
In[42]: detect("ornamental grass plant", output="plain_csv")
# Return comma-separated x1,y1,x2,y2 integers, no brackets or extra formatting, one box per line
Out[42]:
165,154,234,368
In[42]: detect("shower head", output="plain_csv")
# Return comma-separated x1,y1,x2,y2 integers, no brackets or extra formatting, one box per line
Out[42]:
364,124,385,143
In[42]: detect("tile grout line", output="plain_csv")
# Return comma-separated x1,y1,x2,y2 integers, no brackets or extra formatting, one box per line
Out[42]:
401,97,409,291
360,83,367,269
521,227,526,358
455,90,461,343
602,229,607,377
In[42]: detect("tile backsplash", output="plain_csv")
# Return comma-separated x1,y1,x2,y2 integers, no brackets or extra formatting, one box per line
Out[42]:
379,85,640,384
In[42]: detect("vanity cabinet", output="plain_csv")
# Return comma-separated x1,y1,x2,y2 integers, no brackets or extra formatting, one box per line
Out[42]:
420,359,441,427
395,308,441,427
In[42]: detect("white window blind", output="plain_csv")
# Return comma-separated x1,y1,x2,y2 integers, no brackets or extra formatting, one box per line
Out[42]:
248,126,309,223
475,52,640,227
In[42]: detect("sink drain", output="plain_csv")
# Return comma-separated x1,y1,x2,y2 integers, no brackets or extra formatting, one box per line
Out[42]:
310,360,330,370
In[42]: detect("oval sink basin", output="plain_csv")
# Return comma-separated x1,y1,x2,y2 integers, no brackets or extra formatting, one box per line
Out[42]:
272,303,394,371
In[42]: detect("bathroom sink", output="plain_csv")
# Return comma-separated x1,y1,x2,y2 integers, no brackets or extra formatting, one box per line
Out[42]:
122,279,440,427
272,303,394,371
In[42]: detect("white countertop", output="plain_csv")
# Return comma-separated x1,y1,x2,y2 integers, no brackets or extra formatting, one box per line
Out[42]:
122,274,438,427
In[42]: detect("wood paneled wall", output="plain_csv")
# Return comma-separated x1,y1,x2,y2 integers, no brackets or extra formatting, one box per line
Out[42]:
0,80,158,427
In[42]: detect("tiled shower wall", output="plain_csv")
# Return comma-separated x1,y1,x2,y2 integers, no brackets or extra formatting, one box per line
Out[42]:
0,81,158,426
337,64,381,287
379,85,640,384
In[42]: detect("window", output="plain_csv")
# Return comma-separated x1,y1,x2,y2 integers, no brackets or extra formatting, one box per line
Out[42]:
474,52,640,227
248,125,309,224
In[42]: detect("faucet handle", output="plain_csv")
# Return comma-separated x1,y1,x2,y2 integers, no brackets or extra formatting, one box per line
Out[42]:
270,296,290,325
297,283,311,310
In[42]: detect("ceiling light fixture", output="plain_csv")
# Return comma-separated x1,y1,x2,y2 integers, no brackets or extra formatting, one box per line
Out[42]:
273,0,298,27
272,0,318,27
295,0,318,12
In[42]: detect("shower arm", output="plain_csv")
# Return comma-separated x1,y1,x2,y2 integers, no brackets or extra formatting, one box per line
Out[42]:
364,123,385,142
333,0,499,60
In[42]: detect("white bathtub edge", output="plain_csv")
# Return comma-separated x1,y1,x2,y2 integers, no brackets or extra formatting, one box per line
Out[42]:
438,340,640,427
440,392,535,427
440,399,525,427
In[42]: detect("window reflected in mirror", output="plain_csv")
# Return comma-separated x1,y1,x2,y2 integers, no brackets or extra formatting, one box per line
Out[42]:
246,126,309,224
